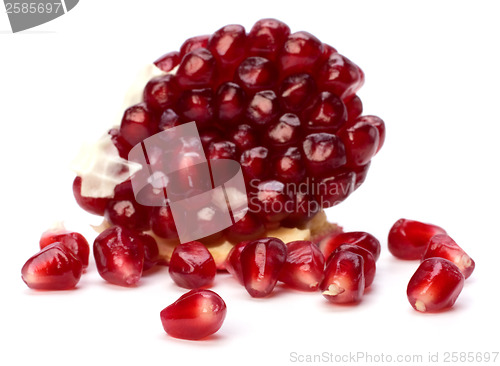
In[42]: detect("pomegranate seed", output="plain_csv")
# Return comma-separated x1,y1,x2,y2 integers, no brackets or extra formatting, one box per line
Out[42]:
176,48,216,89
245,90,279,130
353,163,370,190
273,146,306,184
200,128,222,150
119,102,155,146
105,195,151,232
224,240,250,284
235,56,278,93
208,24,246,71
180,35,210,58
320,250,365,304
407,257,465,312
315,170,356,208
154,51,181,72
215,82,246,125
422,234,475,279
249,180,293,224
72,176,109,216
265,113,301,150
158,108,182,131
318,231,381,261
339,118,380,167
240,146,269,181
388,219,447,260
40,229,90,268
282,191,320,228
279,240,325,291
176,88,214,129
316,53,364,99
279,31,323,76
208,140,237,160
108,128,133,159
327,244,376,288
240,237,287,297
93,226,144,287
302,91,347,133
160,289,226,340
21,243,82,290
150,205,179,240
358,115,385,153
139,233,160,271
143,74,178,113
169,241,216,289
302,133,347,176
279,73,316,113
227,124,258,152
345,95,363,121
224,212,265,243
247,18,290,61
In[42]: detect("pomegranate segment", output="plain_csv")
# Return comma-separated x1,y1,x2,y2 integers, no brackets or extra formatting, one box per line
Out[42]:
240,237,287,297
327,244,376,288
422,234,475,279
160,289,227,340
407,258,465,313
169,241,216,289
278,240,325,291
318,231,381,261
22,243,83,291
388,219,447,260
40,229,90,268
320,250,365,304
93,226,145,287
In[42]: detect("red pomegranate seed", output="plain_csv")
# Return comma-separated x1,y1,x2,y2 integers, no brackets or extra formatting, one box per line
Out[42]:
93,226,145,287
208,140,237,160
176,48,216,89
154,51,181,72
108,128,133,159
180,35,210,58
158,108,182,131
72,176,109,216
245,90,279,129
224,240,250,284
302,133,347,176
119,102,155,146
150,205,179,240
249,180,293,224
215,82,246,125
21,243,83,290
422,234,475,279
345,95,363,121
169,241,216,289
279,73,316,113
240,146,269,181
279,31,324,76
200,128,222,150
160,289,226,340
143,74,178,113
327,244,376,288
315,170,356,208
235,56,278,93
105,194,151,233
302,91,347,133
40,229,90,268
279,240,325,291
282,191,320,228
208,24,246,70
358,115,385,153
224,212,265,243
247,18,290,61
316,53,364,99
320,250,365,304
176,88,214,129
227,124,258,152
273,146,306,184
388,219,447,260
265,113,301,150
339,118,380,167
407,257,465,312
353,163,370,190
139,233,160,271
318,231,381,261
240,237,287,297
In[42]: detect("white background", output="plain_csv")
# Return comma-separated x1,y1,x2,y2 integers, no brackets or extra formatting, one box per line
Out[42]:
1,1,500,365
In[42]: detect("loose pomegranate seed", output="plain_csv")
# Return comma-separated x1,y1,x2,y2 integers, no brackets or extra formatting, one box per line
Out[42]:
176,88,214,129
160,289,227,340
169,241,216,289
224,240,250,284
215,82,246,125
339,118,380,167
180,35,210,58
316,53,364,100
279,31,323,76
327,244,376,288
240,146,269,181
302,133,347,176
388,219,447,260
227,124,258,152
315,170,356,208
273,146,306,184
93,226,145,287
154,51,181,72
357,115,385,153
40,229,90,268
240,237,287,297
119,102,155,146
235,56,278,93
21,243,83,290
407,257,465,312
208,24,246,73
279,240,325,291
245,90,279,130
345,95,363,121
302,91,347,133
249,180,293,224
72,176,109,216
176,48,216,89
139,233,160,271
143,74,178,113
318,231,381,261
265,113,301,150
320,250,365,304
158,108,182,131
279,73,316,113
224,212,265,243
422,234,475,279
247,18,290,61
207,140,237,160
150,205,179,240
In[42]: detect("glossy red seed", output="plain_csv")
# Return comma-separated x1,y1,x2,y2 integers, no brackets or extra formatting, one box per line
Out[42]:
279,73,316,112
328,244,376,288
315,170,356,208
407,257,465,312
224,212,265,243
320,250,365,304
176,88,214,129
388,219,447,260
169,241,216,289
150,205,179,240
215,82,246,125
93,226,145,286
265,113,301,150
353,163,370,190
247,18,290,61
105,198,151,232
108,128,133,159
281,191,320,228
358,115,385,153
224,240,250,284
154,51,181,72
316,53,364,99
339,119,380,167
235,56,278,93
176,48,216,89
200,128,222,150
273,146,305,184
279,240,325,291
318,231,381,261
345,95,363,121
72,176,109,216
143,74,178,113
249,180,292,224
180,35,210,58
21,243,82,290
158,108,182,131
227,124,258,152
139,233,160,271
208,24,246,68
40,229,90,268
119,102,154,146
302,91,347,133
240,146,269,181
240,237,287,297
279,31,324,76
245,90,279,129
302,133,347,176
422,234,475,279
160,289,226,340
